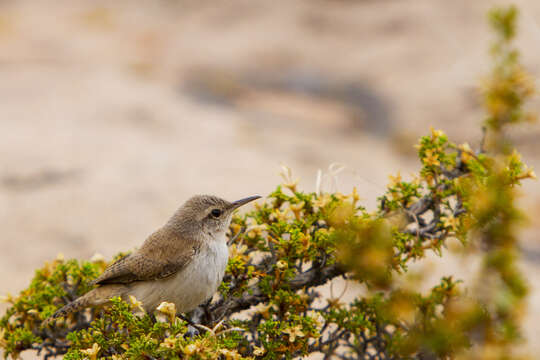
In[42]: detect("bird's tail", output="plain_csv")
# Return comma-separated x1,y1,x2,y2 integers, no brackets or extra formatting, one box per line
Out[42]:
42,292,93,327
42,285,124,327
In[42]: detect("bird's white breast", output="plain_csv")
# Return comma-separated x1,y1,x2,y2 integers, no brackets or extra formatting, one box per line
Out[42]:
127,236,229,313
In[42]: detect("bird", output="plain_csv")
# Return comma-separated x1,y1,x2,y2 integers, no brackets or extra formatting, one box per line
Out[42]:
43,194,261,326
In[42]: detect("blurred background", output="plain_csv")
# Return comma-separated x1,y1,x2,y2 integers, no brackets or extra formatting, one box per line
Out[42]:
1,0,539,356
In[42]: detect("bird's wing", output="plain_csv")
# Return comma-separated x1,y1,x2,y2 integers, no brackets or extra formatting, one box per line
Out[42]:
91,230,200,285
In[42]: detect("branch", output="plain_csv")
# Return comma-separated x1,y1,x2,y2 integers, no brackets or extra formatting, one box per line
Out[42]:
205,264,344,323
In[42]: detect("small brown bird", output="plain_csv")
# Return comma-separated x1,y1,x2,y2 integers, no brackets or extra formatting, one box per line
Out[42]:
43,194,260,326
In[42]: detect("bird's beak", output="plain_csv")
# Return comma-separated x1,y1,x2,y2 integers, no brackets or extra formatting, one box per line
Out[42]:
231,195,261,209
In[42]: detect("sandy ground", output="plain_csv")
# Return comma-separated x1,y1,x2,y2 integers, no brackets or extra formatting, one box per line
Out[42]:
1,0,539,357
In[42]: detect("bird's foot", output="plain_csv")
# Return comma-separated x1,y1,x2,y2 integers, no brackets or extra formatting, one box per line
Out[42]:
185,325,200,338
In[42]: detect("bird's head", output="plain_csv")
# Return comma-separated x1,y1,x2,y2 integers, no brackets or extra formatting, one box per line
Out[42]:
169,194,261,241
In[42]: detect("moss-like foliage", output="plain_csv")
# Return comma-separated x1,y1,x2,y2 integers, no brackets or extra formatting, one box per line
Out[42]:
0,5,536,360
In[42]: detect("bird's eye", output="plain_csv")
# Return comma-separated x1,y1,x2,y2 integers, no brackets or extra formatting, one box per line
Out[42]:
211,209,222,218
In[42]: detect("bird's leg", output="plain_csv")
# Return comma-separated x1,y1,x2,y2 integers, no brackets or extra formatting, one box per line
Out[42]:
184,324,200,338
200,298,213,325
178,311,201,338
176,313,196,327
189,306,205,325
182,305,220,337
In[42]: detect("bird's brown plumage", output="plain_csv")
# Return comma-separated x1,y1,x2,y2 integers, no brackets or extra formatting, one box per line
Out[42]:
91,227,200,285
